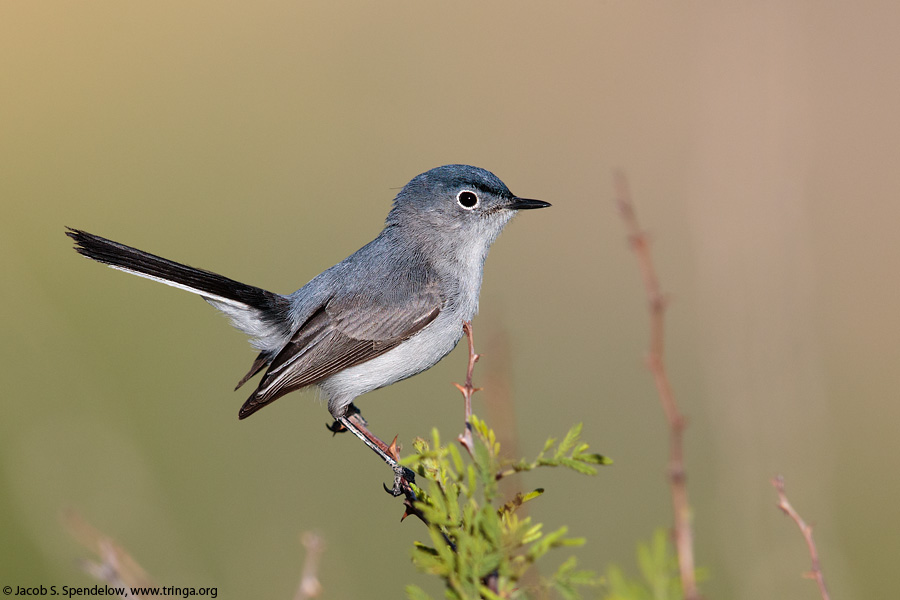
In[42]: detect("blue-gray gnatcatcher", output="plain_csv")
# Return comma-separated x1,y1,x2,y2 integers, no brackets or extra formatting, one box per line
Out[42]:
67,164,550,493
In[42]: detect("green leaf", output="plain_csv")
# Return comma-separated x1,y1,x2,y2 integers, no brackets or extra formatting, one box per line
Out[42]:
552,556,602,600
448,443,465,474
405,584,433,600
477,585,503,600
576,452,613,466
499,488,545,515
558,456,599,475
542,436,557,454
556,422,583,457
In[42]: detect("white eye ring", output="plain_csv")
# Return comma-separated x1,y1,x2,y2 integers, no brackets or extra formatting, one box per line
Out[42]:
457,190,479,209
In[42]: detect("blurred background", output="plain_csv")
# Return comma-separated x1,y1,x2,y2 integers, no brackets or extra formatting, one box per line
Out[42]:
3,2,899,598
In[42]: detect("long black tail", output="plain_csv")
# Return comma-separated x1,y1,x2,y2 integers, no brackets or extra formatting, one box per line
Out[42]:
66,228,292,351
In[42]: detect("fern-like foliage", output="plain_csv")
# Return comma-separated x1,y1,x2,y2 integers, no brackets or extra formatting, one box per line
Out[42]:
402,416,610,599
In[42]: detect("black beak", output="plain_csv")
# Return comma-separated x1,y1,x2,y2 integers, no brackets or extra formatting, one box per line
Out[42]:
508,197,551,210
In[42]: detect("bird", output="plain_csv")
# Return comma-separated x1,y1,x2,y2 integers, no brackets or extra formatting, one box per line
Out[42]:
67,164,550,494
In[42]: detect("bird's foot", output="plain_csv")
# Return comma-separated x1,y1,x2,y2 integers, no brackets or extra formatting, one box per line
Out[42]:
326,403,367,436
383,464,417,498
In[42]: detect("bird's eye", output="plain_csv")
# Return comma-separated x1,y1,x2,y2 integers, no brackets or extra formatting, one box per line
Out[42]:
457,190,479,209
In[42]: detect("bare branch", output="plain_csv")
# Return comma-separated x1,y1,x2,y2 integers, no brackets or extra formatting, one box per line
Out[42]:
456,321,481,456
62,509,159,598
614,171,700,600
771,476,831,600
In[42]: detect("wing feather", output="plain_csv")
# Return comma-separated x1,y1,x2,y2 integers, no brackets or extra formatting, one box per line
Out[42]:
238,286,441,418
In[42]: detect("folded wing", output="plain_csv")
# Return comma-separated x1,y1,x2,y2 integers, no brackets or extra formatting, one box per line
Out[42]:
239,285,441,418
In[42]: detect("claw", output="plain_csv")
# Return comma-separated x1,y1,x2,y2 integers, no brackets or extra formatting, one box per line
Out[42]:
326,420,346,435
383,465,416,498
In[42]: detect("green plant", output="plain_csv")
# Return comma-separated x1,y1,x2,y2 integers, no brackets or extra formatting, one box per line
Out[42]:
601,529,686,600
402,416,609,599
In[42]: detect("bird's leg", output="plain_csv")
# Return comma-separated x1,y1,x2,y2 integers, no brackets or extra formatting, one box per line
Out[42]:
336,412,416,497
325,402,366,435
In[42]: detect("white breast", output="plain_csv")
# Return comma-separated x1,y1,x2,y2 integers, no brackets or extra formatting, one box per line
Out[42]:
318,307,467,416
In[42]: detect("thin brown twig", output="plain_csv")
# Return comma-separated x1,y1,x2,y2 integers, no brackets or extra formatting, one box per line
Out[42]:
62,509,160,598
614,171,700,600
455,321,481,456
771,476,831,600
293,532,325,600
397,323,483,528
450,323,501,596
